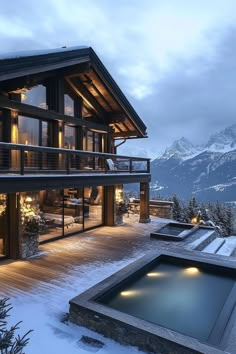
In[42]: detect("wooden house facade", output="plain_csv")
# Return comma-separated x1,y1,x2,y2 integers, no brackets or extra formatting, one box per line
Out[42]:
0,46,150,259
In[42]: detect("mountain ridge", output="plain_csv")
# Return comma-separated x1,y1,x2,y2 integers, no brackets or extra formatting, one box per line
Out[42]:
151,123,236,201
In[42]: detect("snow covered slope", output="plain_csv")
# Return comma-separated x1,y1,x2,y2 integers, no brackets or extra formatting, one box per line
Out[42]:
151,124,236,201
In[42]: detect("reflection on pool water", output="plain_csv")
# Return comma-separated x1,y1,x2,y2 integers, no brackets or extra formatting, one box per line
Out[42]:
99,261,235,341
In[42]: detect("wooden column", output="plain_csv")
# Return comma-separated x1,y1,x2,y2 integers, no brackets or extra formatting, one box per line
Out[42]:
7,193,20,259
46,78,64,168
103,185,115,226
139,182,151,223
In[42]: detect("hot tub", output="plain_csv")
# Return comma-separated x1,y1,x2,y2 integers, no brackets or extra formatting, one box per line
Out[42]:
69,250,236,354
150,222,214,241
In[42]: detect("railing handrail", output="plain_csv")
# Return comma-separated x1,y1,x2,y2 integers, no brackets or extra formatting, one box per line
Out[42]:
0,142,150,162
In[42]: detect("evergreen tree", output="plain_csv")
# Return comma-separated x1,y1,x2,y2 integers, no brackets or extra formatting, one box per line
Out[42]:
185,197,198,223
172,194,182,221
0,298,32,354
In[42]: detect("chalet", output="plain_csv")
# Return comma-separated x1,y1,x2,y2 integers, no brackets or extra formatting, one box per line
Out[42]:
0,46,151,259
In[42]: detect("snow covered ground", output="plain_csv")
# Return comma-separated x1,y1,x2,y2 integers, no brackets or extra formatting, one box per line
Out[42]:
4,255,146,354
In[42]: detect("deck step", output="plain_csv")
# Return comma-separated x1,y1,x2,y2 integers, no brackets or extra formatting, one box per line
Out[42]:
217,236,236,256
186,230,217,251
203,238,225,254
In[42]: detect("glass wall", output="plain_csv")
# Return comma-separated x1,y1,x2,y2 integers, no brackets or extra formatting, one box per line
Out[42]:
0,194,8,257
63,188,83,236
64,95,74,116
22,85,47,109
20,186,103,244
18,116,52,168
84,186,103,229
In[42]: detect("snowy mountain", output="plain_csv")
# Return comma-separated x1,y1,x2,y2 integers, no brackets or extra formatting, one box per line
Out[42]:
161,137,199,160
151,124,236,201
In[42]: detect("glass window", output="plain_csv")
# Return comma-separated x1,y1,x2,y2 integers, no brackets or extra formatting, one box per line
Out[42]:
0,194,7,257
64,126,76,150
64,95,74,116
21,85,47,109
18,116,39,146
0,113,3,142
64,188,83,235
84,186,103,229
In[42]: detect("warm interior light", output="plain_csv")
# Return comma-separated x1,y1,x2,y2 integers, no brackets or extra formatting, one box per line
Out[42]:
25,196,33,203
120,290,138,297
147,272,164,277
183,267,200,276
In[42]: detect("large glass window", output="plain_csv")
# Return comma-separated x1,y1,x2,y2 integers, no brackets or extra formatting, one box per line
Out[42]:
0,113,3,142
22,85,47,109
63,188,83,235
0,194,8,257
64,126,76,150
64,95,74,116
18,116,52,168
20,186,103,245
84,186,103,229
18,116,39,146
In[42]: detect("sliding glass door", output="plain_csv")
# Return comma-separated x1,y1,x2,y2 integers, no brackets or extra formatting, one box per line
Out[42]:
0,194,8,258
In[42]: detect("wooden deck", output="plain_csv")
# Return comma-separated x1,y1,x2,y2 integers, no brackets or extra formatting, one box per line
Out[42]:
0,216,165,297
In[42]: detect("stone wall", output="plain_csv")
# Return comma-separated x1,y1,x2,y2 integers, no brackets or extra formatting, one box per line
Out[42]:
20,233,39,259
129,199,173,219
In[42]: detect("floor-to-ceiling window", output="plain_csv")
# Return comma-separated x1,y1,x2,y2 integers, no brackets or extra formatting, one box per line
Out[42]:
0,194,8,257
20,186,104,244
18,116,53,169
63,188,83,236
84,186,103,229
22,85,47,109
83,130,105,170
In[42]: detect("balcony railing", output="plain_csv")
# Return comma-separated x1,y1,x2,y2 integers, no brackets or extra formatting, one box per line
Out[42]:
0,142,150,175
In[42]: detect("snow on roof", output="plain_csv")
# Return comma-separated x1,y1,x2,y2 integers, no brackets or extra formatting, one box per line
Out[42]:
0,46,89,61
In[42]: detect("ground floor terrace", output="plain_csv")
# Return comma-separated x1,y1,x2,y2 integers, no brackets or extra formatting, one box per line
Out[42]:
0,215,162,354
1,215,236,354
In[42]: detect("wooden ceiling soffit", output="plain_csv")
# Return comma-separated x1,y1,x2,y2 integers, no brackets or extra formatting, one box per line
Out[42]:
91,64,145,137
66,77,105,117
83,73,113,111
113,131,139,138
1,62,91,94
105,112,126,124
86,69,121,111
0,95,110,133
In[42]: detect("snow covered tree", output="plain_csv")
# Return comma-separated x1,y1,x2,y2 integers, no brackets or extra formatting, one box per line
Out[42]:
172,194,182,221
0,298,32,354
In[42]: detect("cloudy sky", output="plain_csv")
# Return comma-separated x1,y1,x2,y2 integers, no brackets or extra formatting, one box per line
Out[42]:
1,0,236,158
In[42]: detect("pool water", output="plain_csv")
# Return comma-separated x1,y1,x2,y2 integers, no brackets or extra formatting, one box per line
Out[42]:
99,261,235,341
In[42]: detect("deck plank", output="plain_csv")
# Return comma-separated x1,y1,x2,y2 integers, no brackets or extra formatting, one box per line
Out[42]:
0,217,164,296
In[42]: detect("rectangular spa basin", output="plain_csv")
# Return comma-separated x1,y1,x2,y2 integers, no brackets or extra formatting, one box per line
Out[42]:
69,250,236,354
150,222,214,241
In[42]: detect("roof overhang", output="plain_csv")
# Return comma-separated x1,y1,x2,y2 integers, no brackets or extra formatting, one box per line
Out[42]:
0,47,147,139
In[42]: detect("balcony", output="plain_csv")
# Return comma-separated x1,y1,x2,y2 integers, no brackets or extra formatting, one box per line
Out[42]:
0,142,151,193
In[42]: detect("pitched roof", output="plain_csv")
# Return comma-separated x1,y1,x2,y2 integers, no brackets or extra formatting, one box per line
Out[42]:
0,46,147,138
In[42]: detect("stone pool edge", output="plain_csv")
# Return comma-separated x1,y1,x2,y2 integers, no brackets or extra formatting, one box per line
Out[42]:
69,248,236,354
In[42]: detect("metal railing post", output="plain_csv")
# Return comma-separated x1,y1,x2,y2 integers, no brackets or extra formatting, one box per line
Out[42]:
20,148,24,175
129,159,132,173
66,153,70,174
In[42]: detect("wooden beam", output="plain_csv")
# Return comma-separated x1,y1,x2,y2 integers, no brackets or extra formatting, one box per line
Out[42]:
67,77,105,116
1,62,91,93
139,182,151,223
113,131,139,138
0,95,111,133
0,174,151,194
106,112,126,124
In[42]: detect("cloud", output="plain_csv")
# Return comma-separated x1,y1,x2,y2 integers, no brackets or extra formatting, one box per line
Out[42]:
1,0,236,157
